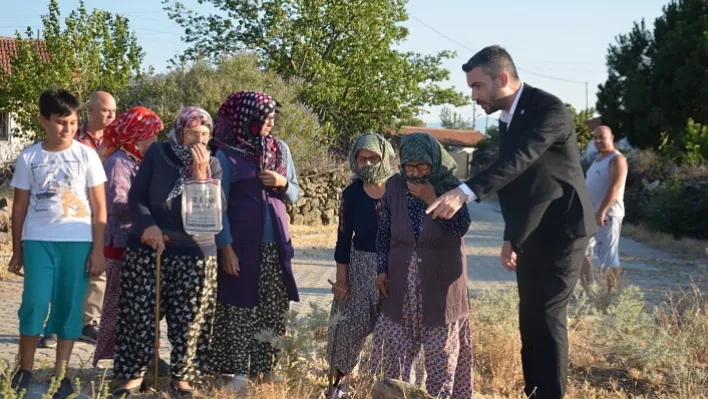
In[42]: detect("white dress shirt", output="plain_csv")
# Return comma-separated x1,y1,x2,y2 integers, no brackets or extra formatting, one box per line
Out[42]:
459,83,525,202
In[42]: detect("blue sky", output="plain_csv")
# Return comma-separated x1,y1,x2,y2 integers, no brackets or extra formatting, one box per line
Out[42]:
2,0,671,127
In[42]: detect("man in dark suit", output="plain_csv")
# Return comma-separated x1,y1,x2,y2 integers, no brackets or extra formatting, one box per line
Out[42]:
426,45,597,398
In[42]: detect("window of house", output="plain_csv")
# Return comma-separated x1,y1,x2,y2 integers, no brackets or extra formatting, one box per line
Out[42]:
0,111,9,140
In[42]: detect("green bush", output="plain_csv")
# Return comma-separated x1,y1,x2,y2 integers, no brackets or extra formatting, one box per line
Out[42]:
659,119,708,167
645,178,708,239
120,54,327,169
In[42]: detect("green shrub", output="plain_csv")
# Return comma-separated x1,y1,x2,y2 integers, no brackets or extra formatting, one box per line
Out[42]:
659,119,708,167
645,178,708,239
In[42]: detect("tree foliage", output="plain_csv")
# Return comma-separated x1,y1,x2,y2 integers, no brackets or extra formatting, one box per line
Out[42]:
122,54,324,168
566,104,595,153
397,116,426,128
0,0,143,140
659,118,708,166
596,0,708,149
164,0,469,141
439,106,473,130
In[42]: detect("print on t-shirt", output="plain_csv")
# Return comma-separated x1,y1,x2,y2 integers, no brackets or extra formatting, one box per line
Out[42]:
30,158,89,220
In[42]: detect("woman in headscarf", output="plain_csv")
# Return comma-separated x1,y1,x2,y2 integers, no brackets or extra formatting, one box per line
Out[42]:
324,132,395,398
111,106,222,397
208,91,300,392
370,132,474,399
92,106,162,368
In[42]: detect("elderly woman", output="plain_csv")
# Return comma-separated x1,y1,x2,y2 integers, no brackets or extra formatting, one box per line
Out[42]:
325,133,394,398
112,107,221,397
208,91,300,392
92,106,162,368
371,132,473,399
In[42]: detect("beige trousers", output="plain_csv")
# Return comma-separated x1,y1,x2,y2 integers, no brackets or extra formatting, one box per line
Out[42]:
82,271,106,326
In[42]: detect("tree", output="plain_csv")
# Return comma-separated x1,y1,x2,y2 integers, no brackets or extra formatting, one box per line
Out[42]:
596,0,708,149
164,0,469,141
484,124,499,145
122,54,324,168
566,104,595,153
398,116,426,128
440,106,473,130
0,0,143,140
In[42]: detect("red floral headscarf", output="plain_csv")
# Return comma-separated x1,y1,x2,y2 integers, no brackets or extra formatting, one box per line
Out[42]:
102,106,163,162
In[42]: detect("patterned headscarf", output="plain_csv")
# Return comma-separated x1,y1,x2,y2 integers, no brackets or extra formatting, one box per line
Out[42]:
212,91,287,175
166,106,214,201
349,132,395,184
399,132,461,195
102,106,163,162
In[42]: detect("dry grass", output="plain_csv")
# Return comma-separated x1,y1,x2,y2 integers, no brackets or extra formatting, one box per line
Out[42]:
0,242,13,282
622,223,708,260
3,280,706,399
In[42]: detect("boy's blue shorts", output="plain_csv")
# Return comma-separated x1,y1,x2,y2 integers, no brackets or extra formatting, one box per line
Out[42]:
18,241,92,340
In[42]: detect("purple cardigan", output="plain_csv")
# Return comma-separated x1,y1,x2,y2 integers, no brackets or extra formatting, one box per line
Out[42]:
104,150,137,249
216,149,300,307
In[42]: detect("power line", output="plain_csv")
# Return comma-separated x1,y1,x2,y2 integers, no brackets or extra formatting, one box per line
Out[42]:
408,14,588,85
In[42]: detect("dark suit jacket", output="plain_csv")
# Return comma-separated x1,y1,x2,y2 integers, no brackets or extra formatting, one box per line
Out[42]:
465,84,597,249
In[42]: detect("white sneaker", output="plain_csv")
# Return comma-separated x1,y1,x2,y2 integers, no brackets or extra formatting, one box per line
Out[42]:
326,386,347,398
225,374,249,394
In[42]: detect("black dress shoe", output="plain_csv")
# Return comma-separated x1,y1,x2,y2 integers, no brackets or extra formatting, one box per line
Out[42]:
10,369,32,393
110,380,147,398
170,381,195,397
52,378,74,399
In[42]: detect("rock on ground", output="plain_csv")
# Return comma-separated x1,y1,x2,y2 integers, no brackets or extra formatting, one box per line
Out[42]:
371,379,434,399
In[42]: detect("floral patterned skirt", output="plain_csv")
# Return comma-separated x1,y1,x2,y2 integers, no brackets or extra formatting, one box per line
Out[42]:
207,243,290,377
326,248,381,375
370,252,474,399
93,257,123,366
112,247,217,382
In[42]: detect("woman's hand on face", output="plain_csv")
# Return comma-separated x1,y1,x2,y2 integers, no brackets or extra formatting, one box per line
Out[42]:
259,170,287,188
191,144,210,180
407,182,437,205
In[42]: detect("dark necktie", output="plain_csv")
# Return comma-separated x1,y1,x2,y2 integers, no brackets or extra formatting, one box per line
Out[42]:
499,121,508,146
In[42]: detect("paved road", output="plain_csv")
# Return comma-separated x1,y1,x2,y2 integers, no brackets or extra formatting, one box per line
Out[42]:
1,200,705,398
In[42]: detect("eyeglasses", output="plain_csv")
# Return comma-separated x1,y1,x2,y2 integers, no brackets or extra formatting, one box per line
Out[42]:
357,155,382,165
403,163,431,173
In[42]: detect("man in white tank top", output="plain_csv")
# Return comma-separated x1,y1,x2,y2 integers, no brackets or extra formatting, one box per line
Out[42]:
581,126,628,293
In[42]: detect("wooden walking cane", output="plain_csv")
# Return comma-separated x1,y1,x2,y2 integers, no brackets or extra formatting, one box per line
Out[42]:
145,234,168,394
326,279,343,398
154,248,161,394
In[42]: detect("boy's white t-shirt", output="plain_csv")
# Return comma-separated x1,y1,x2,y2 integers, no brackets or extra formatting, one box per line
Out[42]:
11,140,107,242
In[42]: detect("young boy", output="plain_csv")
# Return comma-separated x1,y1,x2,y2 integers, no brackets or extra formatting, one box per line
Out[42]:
8,88,107,398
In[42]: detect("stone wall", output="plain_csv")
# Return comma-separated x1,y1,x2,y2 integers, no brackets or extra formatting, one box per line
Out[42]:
288,164,351,226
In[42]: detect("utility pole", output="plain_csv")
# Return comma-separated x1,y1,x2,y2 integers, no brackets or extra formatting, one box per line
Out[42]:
585,81,589,111
485,115,489,131
472,102,477,129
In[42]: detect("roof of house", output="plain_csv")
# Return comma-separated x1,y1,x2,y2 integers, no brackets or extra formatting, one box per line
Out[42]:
0,36,50,75
586,116,602,132
390,126,486,147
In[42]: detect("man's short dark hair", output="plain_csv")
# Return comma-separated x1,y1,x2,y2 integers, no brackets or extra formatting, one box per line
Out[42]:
39,88,81,119
462,45,519,81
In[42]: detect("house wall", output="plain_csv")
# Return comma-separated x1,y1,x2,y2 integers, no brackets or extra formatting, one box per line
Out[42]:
0,112,33,164
449,147,475,180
